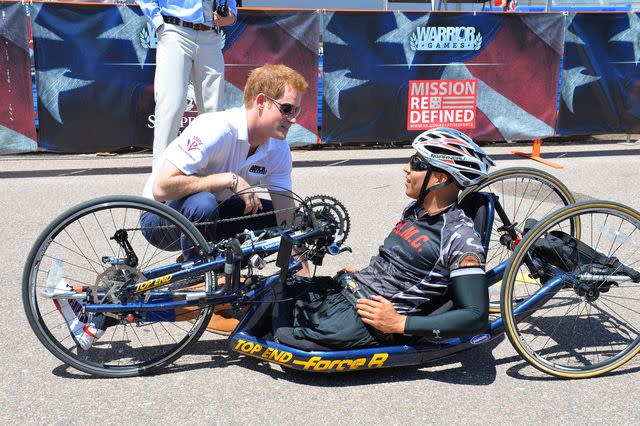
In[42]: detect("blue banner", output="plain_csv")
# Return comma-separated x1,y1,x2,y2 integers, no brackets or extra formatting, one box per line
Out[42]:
31,3,155,152
30,4,319,153
557,13,640,135
321,11,564,143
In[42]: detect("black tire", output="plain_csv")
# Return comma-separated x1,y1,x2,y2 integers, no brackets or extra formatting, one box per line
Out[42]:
23,196,215,377
501,201,640,378
460,167,577,313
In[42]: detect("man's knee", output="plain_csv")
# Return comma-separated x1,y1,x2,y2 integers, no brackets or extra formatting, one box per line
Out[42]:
140,211,181,251
179,192,220,223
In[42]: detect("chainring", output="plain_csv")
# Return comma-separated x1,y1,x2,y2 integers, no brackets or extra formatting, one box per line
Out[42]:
298,195,350,245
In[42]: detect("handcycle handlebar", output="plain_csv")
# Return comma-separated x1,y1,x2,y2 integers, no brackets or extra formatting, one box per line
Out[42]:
204,195,351,294
212,194,350,265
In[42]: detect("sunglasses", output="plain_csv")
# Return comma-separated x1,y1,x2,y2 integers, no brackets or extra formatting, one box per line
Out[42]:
409,154,432,172
265,95,302,120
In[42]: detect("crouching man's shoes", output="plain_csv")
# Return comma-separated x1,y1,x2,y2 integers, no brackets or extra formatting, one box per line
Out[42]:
206,310,240,336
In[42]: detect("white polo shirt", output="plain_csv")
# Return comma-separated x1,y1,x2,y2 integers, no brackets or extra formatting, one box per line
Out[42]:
143,106,293,201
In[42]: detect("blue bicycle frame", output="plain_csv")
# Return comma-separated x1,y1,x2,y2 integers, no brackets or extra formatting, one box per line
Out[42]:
81,191,569,373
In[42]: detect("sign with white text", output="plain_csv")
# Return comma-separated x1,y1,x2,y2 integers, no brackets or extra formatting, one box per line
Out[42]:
407,79,477,131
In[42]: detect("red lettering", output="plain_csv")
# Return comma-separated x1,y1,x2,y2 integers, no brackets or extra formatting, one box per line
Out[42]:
392,221,408,236
411,235,430,248
400,227,419,240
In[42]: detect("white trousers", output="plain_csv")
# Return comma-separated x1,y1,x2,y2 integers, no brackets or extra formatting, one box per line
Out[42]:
153,23,224,166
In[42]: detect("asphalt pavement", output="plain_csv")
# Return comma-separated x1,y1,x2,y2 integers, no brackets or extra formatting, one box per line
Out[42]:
1,139,640,424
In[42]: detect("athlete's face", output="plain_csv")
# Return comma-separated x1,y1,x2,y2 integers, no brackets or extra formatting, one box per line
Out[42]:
404,162,428,199
262,85,303,140
403,159,446,199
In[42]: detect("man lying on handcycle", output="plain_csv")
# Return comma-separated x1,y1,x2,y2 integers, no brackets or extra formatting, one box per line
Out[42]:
272,128,496,349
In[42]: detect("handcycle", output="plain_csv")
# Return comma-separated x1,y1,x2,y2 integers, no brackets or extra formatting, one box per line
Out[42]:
23,168,640,379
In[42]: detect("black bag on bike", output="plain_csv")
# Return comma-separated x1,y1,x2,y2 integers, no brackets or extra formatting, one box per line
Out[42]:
530,229,640,282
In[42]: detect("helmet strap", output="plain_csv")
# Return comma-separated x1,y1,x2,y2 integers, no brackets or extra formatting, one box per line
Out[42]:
417,171,453,205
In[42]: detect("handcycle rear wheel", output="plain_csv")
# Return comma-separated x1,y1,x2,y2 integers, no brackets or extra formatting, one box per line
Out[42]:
460,167,578,312
501,201,640,378
23,196,215,377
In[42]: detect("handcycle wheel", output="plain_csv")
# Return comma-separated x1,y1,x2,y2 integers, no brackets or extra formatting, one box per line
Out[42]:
23,196,215,377
460,167,578,313
501,201,640,378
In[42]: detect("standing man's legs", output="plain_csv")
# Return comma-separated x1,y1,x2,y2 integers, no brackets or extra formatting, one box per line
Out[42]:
192,31,225,114
153,24,196,168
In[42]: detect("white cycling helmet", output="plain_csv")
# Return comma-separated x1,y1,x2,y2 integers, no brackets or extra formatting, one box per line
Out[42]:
411,128,494,188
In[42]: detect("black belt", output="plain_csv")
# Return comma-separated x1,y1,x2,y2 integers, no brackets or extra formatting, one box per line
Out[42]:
162,15,221,33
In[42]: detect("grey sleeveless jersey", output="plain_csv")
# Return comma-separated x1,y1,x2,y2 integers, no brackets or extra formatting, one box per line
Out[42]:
354,203,485,314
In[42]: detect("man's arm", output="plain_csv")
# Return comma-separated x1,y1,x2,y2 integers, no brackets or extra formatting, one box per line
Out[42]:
153,160,262,214
137,0,164,31
356,272,489,338
215,0,238,26
152,160,234,202
402,273,489,338
215,11,237,27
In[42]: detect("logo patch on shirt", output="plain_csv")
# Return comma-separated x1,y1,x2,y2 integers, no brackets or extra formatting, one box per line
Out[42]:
249,165,267,175
185,137,203,152
456,252,483,268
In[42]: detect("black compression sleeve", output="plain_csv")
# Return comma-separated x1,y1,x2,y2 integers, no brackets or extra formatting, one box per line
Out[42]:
402,273,489,338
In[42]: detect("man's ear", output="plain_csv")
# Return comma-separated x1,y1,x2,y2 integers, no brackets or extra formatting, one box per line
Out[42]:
255,93,267,110
433,170,449,183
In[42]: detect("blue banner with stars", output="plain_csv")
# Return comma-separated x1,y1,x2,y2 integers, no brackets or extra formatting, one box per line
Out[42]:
31,3,155,152
557,13,640,135
321,11,564,143
30,3,319,153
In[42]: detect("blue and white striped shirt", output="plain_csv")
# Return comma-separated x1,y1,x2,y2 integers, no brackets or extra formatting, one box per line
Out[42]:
137,0,238,31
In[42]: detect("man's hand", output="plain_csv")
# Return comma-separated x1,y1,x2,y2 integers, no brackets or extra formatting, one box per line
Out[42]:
234,175,262,215
213,11,236,27
356,295,406,334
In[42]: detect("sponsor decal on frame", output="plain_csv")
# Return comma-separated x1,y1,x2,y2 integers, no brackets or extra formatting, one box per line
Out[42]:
233,339,389,371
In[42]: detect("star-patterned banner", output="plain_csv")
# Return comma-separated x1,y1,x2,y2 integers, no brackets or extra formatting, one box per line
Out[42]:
10,5,640,154
29,3,318,153
0,1,37,155
222,9,320,147
31,3,154,152
321,11,563,143
557,13,640,135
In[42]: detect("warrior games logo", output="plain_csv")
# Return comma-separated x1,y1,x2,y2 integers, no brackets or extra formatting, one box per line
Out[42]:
410,26,482,51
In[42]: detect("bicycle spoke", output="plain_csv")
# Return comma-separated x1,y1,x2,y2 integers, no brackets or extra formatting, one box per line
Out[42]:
503,202,640,377
24,197,213,377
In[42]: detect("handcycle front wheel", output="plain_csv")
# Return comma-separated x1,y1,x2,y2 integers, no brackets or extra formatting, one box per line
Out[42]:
23,196,215,378
501,201,640,378
460,167,578,313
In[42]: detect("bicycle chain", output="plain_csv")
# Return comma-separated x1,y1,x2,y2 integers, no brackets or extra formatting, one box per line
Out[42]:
121,195,350,249
123,206,297,232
